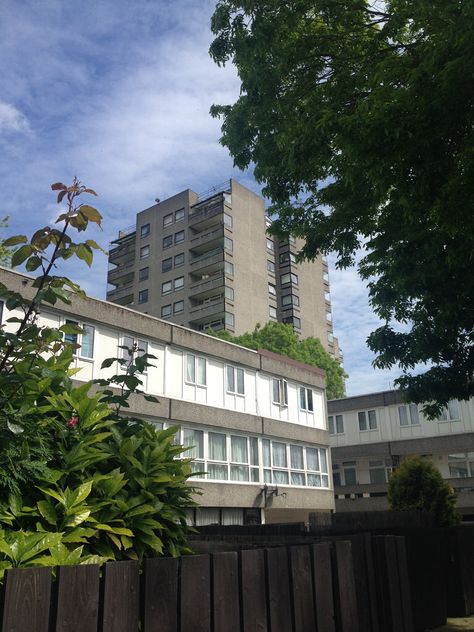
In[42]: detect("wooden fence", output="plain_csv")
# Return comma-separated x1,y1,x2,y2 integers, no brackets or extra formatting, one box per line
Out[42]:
0,535,413,632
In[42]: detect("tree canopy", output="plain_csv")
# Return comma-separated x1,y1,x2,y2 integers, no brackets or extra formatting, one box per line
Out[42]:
388,457,460,527
210,0,474,417
210,321,346,399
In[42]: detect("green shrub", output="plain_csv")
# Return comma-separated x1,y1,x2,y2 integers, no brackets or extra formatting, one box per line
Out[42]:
0,180,196,580
387,457,460,527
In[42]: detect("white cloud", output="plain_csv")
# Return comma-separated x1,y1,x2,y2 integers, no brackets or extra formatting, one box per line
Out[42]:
0,101,30,134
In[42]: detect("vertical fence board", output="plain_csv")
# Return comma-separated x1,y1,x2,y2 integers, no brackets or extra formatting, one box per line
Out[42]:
395,537,414,632
2,567,52,632
143,557,179,632
312,543,335,632
102,560,140,632
265,547,292,632
213,552,240,632
362,532,380,632
289,545,316,632
384,536,404,632
241,549,268,632
55,564,100,632
334,540,359,632
181,555,211,632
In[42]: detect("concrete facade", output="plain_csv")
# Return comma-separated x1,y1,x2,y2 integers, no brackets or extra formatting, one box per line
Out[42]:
0,267,335,525
327,390,474,517
106,179,340,359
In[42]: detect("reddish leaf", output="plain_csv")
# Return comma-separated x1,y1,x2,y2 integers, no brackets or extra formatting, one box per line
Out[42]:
84,188,98,196
57,190,67,204
51,182,67,191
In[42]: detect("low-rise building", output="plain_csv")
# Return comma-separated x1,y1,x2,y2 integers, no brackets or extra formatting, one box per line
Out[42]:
328,390,474,518
0,267,335,525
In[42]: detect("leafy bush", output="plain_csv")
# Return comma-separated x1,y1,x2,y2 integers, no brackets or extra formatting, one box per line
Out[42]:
0,180,195,580
388,457,460,527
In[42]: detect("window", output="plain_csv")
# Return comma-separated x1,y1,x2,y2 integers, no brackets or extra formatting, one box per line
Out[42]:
269,306,277,319
64,320,95,359
174,230,185,244
225,261,234,276
163,235,173,249
343,462,357,486
230,435,259,482
326,311,332,322
162,280,172,295
174,276,184,291
140,223,150,238
139,267,149,281
266,238,274,252
225,286,234,301
448,453,474,478
175,208,185,222
225,312,235,328
267,260,275,273
299,387,314,412
183,428,204,473
398,404,420,426
328,414,344,435
323,272,329,283
161,304,172,318
282,294,299,307
439,400,460,421
174,252,185,267
268,283,276,296
272,378,288,406
263,439,329,488
140,245,150,258
208,432,228,480
162,257,172,272
327,332,334,343
292,316,301,329
279,252,296,265
224,213,233,228
224,236,233,252
369,460,387,484
227,366,245,395
325,291,331,302
138,289,148,304
173,300,184,314
186,354,206,386
120,335,148,362
358,410,377,431
280,272,298,285
163,213,173,227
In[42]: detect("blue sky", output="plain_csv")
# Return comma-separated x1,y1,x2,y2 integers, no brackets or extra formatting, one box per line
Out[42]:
0,0,401,396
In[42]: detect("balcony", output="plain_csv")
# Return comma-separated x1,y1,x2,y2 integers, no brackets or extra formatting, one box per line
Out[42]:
108,236,136,265
189,226,225,254
189,298,226,325
189,272,226,300
189,198,224,231
189,248,225,275
107,264,134,286
106,281,134,302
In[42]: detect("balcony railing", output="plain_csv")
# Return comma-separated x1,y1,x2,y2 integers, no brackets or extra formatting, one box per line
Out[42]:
189,226,224,252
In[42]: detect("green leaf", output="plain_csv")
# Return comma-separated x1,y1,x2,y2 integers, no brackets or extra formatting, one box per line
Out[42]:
76,244,93,267
80,205,102,225
64,510,91,528
11,245,33,267
25,256,43,271
3,235,27,247
37,500,57,526
100,358,116,369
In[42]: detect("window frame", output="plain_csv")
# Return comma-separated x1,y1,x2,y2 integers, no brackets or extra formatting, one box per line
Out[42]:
299,387,314,412
272,378,288,407
138,288,148,304
185,353,207,387
226,365,245,395
163,235,173,249
140,245,150,259
140,223,150,238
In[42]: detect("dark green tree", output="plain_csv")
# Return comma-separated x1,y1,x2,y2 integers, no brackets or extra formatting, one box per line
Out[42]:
210,321,346,399
388,457,460,527
209,0,474,417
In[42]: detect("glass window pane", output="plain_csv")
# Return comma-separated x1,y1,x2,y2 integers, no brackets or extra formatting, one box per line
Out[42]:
448,400,460,420
320,449,328,473
290,445,304,469
186,354,195,383
328,416,335,434
358,411,367,431
409,404,419,424
209,432,226,461
208,464,228,480
250,468,259,482
307,390,313,411
336,415,344,433
369,468,386,484
183,429,203,459
236,368,245,394
273,470,289,484
399,406,408,426
197,357,206,385
230,465,249,481
222,509,243,525
306,448,319,471
249,437,259,465
272,379,280,403
344,468,356,486
307,473,321,487
264,469,272,483
299,388,306,409
272,442,287,468
81,325,94,358
64,319,79,346
282,380,288,405
368,410,377,429
263,439,271,467
231,436,248,463
226,366,235,392
121,335,134,360
291,472,305,486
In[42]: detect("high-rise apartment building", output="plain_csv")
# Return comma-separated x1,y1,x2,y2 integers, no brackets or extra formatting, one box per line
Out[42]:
107,180,340,358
